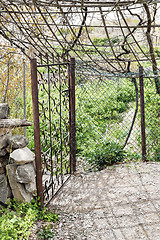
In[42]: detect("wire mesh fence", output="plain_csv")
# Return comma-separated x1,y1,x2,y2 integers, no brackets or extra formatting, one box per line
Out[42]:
1,54,160,189
75,61,160,169
0,54,32,137
142,71,160,161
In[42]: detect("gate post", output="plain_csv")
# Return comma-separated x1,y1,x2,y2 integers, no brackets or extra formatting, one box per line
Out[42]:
69,58,76,174
139,66,147,161
30,58,43,207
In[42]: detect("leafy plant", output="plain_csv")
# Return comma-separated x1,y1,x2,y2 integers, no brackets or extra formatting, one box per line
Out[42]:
139,79,160,160
76,77,135,163
93,37,109,46
38,224,55,240
86,141,126,170
93,37,120,46
0,198,58,240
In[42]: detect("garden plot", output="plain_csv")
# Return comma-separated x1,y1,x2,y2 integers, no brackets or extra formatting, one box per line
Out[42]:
75,75,160,168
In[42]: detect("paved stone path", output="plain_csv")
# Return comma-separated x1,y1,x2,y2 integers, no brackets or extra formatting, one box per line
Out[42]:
49,162,160,240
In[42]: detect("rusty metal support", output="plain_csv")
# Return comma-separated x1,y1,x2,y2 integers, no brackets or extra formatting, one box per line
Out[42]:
23,59,26,137
30,58,44,207
139,66,147,161
69,58,76,174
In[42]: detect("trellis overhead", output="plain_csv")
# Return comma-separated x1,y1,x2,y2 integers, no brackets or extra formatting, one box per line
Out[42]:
0,0,160,72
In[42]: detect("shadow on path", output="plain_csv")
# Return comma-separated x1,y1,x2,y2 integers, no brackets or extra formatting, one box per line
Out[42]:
49,162,160,240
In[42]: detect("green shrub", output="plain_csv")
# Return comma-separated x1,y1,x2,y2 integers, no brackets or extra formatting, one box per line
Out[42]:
38,224,55,240
93,37,109,46
76,77,135,161
154,146,160,161
141,79,160,160
0,199,58,240
93,37,120,46
86,141,126,170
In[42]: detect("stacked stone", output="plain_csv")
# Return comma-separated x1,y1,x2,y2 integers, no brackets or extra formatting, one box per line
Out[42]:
0,103,11,203
0,103,36,203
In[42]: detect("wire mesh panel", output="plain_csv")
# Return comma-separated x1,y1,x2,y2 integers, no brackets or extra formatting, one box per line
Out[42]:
142,69,160,161
37,61,71,203
0,52,31,138
75,61,142,170
0,57,30,116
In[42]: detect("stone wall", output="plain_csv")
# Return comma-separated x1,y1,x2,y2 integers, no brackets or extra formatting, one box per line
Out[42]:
0,103,36,203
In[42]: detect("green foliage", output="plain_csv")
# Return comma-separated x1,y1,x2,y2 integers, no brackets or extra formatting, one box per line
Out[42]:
86,141,126,170
57,27,70,36
154,47,160,57
116,84,135,103
93,37,109,46
93,37,120,46
154,146,160,161
38,224,55,240
141,79,160,160
0,199,58,240
76,77,136,164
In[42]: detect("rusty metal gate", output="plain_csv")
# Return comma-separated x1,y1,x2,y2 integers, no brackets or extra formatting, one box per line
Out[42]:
31,57,76,206
31,56,151,207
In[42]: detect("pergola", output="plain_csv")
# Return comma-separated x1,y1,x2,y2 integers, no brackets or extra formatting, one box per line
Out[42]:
1,0,160,206
0,0,160,73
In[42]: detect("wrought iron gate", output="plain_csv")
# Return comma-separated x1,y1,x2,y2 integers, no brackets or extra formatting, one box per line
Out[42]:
31,57,76,206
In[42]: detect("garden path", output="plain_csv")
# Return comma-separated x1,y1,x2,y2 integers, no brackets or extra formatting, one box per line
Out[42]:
122,106,141,154
49,162,160,240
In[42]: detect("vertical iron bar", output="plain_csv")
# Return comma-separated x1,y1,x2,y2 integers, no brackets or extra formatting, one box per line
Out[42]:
30,58,44,207
139,66,147,161
23,59,26,137
59,64,63,184
47,55,54,197
69,58,76,174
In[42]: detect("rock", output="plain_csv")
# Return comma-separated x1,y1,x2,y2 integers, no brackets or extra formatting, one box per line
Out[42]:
0,173,8,203
0,163,5,174
10,147,35,165
0,132,12,150
25,177,37,195
6,146,12,153
7,184,13,199
7,135,29,150
6,164,32,202
15,163,36,184
0,148,7,157
0,103,9,119
0,155,11,167
33,160,36,170
0,119,32,128
0,128,10,137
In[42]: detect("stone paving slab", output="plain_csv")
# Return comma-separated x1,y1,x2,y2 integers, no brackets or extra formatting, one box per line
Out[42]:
49,162,160,239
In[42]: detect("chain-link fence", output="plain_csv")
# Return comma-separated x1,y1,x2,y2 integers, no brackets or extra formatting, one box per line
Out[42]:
1,55,160,172
0,54,32,137
75,61,160,170
143,70,160,161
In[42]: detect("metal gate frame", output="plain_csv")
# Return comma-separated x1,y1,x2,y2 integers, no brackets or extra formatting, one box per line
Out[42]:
31,57,76,207
30,58,147,207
